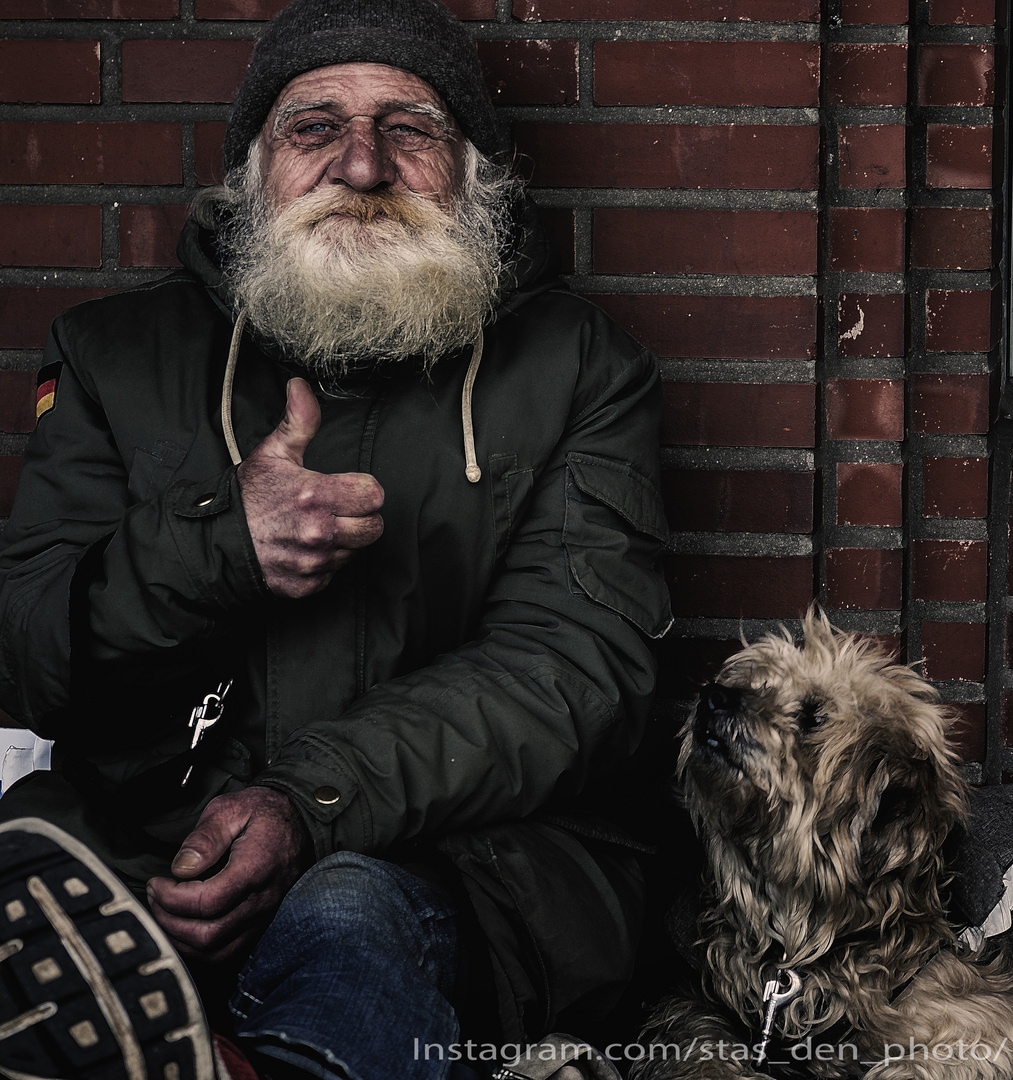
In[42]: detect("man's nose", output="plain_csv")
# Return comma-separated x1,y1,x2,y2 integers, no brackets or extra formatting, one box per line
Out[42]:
323,117,397,191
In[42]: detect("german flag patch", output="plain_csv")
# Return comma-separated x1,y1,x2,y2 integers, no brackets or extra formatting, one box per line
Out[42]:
36,362,61,422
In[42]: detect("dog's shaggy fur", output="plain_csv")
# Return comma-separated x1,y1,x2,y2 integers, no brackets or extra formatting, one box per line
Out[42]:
635,610,1013,1079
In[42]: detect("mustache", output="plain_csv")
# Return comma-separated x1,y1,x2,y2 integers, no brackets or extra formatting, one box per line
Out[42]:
280,187,437,232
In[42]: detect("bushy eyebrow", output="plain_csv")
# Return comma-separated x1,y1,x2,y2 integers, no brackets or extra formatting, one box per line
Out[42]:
272,98,455,137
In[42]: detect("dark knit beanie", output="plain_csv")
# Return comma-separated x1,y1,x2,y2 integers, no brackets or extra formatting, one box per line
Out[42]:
223,0,506,173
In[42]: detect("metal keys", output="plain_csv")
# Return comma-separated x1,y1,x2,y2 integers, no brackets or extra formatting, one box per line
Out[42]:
753,966,802,1069
180,679,233,787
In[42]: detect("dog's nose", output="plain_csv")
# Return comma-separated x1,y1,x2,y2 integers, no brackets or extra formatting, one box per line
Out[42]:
699,682,742,719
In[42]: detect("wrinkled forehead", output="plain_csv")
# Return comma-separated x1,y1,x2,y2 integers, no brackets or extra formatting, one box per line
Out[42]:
265,62,458,134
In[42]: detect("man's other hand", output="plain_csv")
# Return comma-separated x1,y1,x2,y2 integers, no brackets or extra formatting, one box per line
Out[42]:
146,786,313,963
238,377,384,598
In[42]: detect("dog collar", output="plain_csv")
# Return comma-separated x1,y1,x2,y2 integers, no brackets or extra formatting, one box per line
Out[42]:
750,949,946,1079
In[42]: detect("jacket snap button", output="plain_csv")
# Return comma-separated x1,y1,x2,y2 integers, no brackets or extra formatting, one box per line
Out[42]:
195,494,215,507
314,786,341,805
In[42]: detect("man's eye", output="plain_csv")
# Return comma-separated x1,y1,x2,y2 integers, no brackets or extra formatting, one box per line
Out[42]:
289,121,339,147
381,124,437,151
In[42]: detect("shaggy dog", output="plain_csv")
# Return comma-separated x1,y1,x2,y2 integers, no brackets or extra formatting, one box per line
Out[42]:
634,610,1013,1080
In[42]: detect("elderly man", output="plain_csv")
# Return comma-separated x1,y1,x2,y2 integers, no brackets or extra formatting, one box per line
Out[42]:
0,1,671,1078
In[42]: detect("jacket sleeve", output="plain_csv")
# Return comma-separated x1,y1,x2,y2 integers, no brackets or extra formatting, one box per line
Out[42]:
0,315,265,742
255,341,674,859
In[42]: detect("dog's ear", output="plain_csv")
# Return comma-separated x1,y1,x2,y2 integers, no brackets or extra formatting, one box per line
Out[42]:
872,778,914,830
863,754,956,877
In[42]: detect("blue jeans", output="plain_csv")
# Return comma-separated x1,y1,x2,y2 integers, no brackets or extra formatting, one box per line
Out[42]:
228,852,473,1080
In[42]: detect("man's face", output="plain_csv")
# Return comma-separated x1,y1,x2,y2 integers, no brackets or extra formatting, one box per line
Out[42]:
259,62,465,213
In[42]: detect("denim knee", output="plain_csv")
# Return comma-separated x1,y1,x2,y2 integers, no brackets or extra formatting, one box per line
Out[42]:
235,851,457,1002
228,852,462,1080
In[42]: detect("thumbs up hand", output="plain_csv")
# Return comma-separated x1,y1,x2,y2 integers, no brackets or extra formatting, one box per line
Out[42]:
237,378,384,598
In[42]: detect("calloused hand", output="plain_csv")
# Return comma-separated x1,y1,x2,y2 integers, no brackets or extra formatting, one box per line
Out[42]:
146,786,313,963
238,377,384,598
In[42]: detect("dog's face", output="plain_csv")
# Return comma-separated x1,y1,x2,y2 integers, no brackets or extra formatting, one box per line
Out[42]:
680,611,967,898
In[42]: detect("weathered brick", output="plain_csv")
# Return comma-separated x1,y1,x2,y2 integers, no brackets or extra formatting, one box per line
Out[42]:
593,209,817,277
837,294,906,358
515,0,819,17
919,44,994,107
922,456,989,518
6,0,175,14
198,0,494,15
912,539,988,602
828,43,908,107
910,207,993,270
0,205,102,268
0,457,22,519
599,295,817,361
865,633,904,662
911,373,991,434
838,125,906,190
538,209,575,275
662,469,814,533
594,41,819,107
0,373,37,434
122,40,254,104
921,621,986,682
0,287,109,350
195,122,228,186
0,123,181,185
842,0,908,22
825,548,903,610
119,204,190,268
665,554,815,619
826,379,905,441
949,702,985,762
926,125,993,189
836,462,903,527
514,124,819,190
478,40,577,106
924,290,997,353
0,40,100,104
662,382,816,448
828,207,906,273
929,0,997,23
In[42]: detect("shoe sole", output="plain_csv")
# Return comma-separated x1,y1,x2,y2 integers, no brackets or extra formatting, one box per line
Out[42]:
0,817,214,1080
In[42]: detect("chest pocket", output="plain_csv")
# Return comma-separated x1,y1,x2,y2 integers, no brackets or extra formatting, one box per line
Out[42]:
563,451,673,640
127,439,190,501
489,452,535,562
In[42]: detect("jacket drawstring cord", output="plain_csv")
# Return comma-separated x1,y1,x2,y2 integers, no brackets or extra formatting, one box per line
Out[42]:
222,311,483,483
222,309,247,466
462,328,483,483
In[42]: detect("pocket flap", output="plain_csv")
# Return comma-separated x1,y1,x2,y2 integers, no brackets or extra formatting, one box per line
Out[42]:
566,453,669,542
563,452,672,639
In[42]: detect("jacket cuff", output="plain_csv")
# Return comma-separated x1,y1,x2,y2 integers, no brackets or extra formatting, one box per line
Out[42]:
256,744,370,860
167,468,268,609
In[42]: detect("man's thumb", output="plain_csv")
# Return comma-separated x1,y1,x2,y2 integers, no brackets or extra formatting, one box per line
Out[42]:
273,377,321,464
170,792,247,879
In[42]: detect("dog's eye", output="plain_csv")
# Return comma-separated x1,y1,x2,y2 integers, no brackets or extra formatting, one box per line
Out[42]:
796,697,828,731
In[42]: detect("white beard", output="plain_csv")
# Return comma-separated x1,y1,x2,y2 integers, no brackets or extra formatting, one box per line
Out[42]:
221,179,509,378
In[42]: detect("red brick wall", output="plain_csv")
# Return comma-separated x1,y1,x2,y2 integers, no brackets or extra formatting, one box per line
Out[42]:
0,1,1006,777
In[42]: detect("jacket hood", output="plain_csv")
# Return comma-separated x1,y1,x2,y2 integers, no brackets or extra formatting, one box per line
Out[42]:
175,190,565,338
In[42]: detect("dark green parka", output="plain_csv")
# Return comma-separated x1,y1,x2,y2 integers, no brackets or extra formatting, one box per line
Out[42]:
0,210,673,1038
